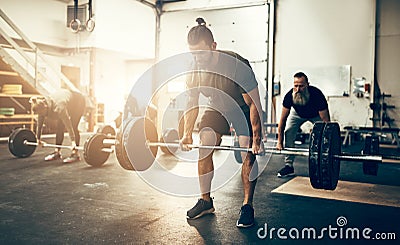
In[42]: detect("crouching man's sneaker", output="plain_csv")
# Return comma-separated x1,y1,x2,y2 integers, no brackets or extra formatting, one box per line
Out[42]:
236,204,254,228
45,152,62,161
63,153,81,163
186,198,215,219
277,165,295,178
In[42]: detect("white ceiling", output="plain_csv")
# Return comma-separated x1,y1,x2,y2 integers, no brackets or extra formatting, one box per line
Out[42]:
53,0,72,3
51,0,156,3
52,0,186,6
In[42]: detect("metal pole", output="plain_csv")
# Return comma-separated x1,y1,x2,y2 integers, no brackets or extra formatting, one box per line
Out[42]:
24,140,84,151
147,142,310,157
23,140,113,153
334,153,382,163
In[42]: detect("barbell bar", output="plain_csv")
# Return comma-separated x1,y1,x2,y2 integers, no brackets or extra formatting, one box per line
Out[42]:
23,140,114,153
147,141,384,163
147,141,383,162
146,141,310,157
156,127,309,157
334,153,382,162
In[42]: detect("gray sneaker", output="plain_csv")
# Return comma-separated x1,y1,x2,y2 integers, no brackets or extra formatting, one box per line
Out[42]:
62,153,81,164
186,198,215,219
44,152,62,161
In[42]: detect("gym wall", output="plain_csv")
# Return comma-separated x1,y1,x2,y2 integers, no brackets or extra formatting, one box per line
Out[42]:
375,0,400,129
157,2,270,132
273,0,376,128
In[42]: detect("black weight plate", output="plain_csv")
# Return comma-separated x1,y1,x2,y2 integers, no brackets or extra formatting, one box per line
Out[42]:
308,122,326,189
320,122,341,190
8,128,37,158
234,139,242,163
124,117,158,171
160,128,179,154
115,119,134,171
362,135,379,175
98,125,116,137
7,128,20,157
83,133,109,167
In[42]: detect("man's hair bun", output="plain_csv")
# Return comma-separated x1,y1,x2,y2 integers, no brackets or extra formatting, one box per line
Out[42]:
188,17,214,46
196,17,206,25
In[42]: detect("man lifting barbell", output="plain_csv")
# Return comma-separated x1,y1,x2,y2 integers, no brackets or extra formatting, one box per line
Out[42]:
30,89,86,163
180,18,264,228
277,72,331,178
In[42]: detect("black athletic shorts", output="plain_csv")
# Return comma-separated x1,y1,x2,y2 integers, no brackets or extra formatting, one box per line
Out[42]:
199,106,253,137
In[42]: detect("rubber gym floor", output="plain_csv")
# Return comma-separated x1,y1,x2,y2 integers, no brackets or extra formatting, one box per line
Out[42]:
1,134,399,244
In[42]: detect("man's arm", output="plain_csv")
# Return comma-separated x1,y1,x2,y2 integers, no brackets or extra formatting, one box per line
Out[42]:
319,109,330,122
242,87,263,154
277,107,290,150
181,94,199,148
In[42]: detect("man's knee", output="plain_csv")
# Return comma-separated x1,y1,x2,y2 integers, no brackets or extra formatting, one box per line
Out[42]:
284,126,299,138
199,127,221,146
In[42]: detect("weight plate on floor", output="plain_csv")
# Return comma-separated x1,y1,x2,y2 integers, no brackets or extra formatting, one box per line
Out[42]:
362,135,379,176
124,117,158,171
7,129,20,157
115,119,134,171
83,133,110,167
8,128,37,158
98,125,116,137
308,122,326,189
159,128,179,154
117,117,158,171
320,122,341,190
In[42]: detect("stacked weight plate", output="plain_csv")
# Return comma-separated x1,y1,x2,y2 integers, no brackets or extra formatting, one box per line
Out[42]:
0,107,15,116
1,84,23,94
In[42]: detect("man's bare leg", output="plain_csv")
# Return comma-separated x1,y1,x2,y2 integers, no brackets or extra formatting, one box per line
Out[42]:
239,135,257,206
198,129,222,201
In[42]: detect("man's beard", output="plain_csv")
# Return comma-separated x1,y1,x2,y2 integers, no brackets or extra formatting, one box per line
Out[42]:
292,88,310,106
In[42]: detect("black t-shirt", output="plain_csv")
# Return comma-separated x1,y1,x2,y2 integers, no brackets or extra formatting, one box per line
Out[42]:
282,86,328,118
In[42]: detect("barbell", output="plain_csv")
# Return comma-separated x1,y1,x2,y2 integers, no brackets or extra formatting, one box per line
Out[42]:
153,130,309,158
147,141,310,156
8,128,115,167
114,117,396,190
